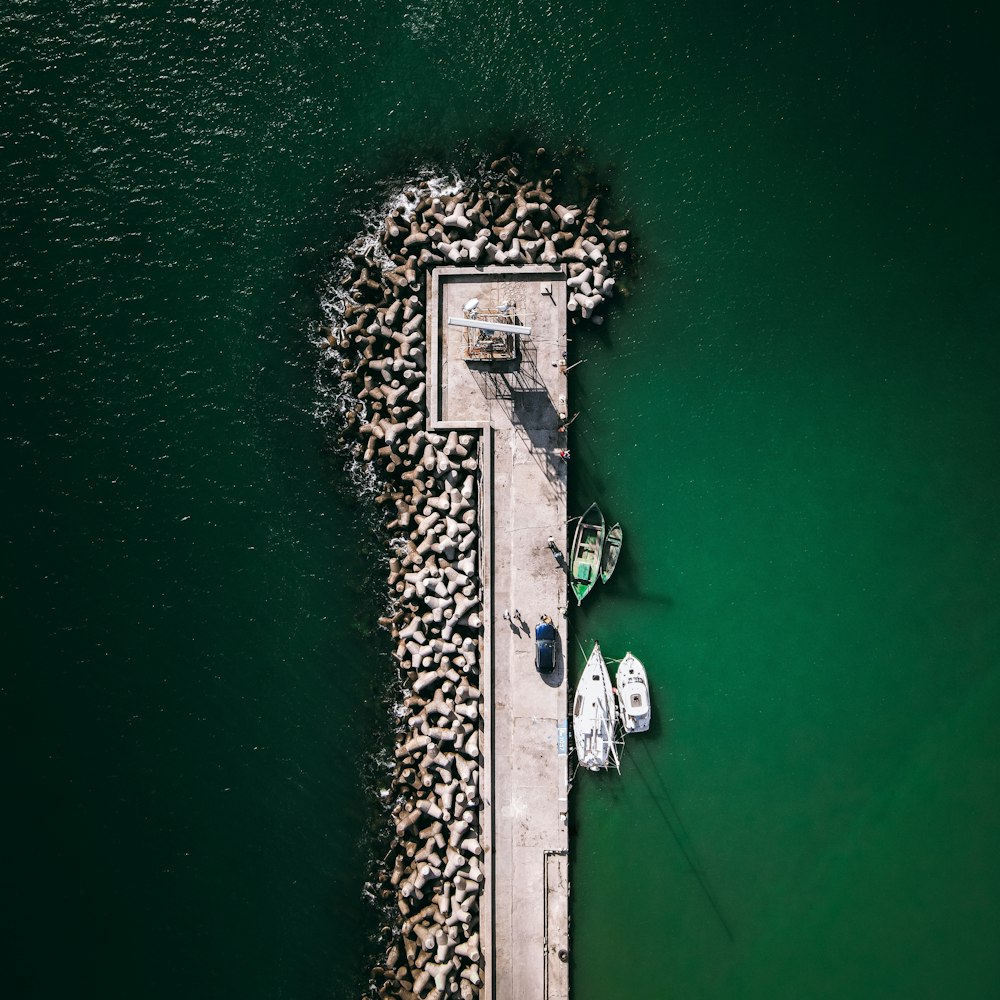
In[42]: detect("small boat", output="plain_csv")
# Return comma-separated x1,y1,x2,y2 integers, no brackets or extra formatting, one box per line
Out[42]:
600,523,623,585
569,503,606,606
615,652,651,734
572,642,619,771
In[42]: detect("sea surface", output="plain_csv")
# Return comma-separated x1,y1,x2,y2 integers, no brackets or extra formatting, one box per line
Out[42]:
3,2,998,998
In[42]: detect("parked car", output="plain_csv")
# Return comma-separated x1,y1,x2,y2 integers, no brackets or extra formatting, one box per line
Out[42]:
534,618,556,674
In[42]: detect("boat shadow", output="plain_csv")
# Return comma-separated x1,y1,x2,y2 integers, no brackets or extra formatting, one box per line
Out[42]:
583,542,675,610
626,739,736,944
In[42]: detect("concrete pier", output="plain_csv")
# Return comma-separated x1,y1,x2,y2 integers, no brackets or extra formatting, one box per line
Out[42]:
427,265,571,1000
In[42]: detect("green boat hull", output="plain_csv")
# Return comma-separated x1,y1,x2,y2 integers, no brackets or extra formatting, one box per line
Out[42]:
570,503,606,605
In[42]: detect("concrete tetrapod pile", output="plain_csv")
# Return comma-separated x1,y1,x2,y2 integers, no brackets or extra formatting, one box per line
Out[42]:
323,156,630,1000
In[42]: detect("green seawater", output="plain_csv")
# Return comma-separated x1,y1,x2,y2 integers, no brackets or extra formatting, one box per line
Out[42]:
3,2,998,998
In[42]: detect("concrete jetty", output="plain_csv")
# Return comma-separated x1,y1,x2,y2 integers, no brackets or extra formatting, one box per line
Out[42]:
324,165,629,998
428,265,570,1000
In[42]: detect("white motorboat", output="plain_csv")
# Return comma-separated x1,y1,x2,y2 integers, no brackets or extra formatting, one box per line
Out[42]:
615,652,651,734
572,642,619,771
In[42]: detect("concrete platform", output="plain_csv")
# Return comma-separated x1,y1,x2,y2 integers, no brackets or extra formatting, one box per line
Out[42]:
427,266,570,1000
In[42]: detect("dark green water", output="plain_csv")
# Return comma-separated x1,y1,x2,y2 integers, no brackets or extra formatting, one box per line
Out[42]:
3,2,998,998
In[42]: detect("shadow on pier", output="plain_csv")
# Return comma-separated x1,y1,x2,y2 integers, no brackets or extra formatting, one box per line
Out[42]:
502,616,566,689
467,337,566,482
467,330,546,404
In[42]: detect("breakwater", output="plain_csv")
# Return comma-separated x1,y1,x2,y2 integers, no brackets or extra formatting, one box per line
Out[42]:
321,155,629,999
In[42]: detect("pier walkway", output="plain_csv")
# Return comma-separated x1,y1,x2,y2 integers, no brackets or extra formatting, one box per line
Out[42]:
427,265,571,1000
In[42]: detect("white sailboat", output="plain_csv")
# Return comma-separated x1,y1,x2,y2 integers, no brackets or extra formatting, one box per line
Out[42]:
615,652,651,734
572,642,619,771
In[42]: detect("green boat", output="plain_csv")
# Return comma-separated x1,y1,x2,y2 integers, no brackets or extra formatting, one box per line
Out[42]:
570,503,606,605
600,522,623,585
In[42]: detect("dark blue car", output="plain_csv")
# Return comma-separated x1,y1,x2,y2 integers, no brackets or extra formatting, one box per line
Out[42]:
534,619,556,674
